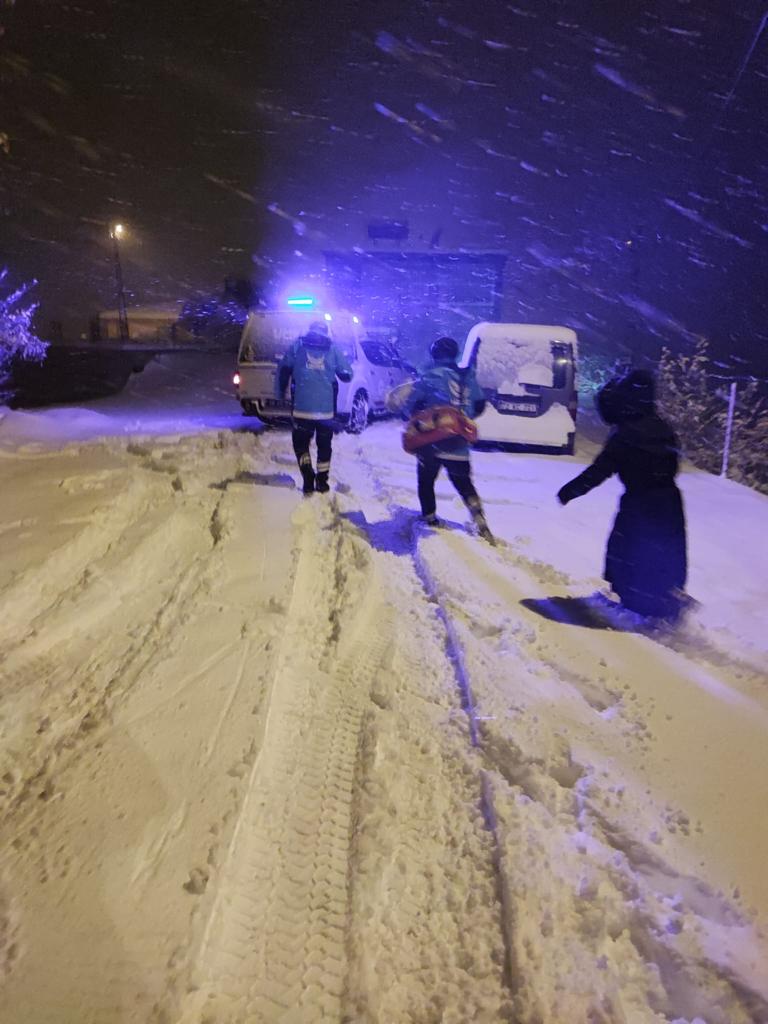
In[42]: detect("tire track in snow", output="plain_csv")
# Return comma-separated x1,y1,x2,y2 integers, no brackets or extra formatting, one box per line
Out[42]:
410,535,521,981
173,500,389,1023
334,442,520,1011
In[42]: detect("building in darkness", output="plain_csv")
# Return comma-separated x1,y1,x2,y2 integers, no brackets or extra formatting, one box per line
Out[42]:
323,249,509,361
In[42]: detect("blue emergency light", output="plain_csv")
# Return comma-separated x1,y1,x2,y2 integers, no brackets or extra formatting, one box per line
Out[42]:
286,296,314,307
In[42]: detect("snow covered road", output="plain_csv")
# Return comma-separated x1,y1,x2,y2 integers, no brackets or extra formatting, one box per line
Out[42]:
1,359,767,1023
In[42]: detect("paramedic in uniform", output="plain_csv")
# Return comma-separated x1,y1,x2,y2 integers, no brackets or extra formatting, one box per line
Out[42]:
276,320,353,494
406,336,492,540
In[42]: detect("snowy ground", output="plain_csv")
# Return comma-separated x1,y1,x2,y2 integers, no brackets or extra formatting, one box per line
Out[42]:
1,353,767,1024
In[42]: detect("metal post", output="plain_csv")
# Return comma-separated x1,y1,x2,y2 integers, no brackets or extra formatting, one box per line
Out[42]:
110,227,129,342
720,380,737,478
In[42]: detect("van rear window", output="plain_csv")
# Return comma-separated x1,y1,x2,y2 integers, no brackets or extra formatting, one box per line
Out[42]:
240,316,356,364
240,321,298,363
474,335,556,394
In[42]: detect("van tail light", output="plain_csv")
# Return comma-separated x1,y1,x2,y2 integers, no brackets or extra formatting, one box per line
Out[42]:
233,373,241,386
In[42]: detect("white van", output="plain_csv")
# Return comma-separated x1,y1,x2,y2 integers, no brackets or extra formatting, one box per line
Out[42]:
460,322,578,453
234,307,413,432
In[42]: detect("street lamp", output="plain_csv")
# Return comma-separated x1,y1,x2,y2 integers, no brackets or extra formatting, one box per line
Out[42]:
109,222,129,342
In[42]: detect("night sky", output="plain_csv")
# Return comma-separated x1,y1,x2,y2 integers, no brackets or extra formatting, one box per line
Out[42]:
2,0,767,370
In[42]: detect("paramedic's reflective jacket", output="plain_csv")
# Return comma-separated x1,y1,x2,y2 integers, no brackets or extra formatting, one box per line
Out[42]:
407,359,484,418
277,333,353,421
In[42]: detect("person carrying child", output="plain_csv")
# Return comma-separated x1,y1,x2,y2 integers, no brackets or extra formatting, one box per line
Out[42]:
403,336,493,543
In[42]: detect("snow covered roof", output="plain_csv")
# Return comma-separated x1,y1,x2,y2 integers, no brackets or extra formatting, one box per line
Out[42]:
99,304,184,321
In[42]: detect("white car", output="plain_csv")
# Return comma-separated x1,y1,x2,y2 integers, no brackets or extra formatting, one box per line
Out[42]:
460,322,579,453
234,306,414,433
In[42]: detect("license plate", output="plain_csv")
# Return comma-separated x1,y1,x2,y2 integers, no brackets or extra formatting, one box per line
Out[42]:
497,400,539,414
262,399,289,410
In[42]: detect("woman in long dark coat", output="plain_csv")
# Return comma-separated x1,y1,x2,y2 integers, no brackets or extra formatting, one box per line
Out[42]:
557,370,688,619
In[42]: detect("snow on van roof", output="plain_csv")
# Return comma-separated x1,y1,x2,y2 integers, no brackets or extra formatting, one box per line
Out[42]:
464,322,578,349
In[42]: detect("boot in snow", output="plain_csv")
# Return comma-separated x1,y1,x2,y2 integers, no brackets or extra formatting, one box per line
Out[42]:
471,510,496,545
300,467,316,495
315,471,330,494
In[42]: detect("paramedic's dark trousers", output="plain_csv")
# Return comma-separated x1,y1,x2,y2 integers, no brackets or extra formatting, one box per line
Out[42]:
417,449,480,517
292,420,334,491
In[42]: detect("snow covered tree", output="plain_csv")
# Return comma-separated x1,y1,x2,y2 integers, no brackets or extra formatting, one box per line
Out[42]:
0,270,48,403
657,340,768,494
657,341,722,475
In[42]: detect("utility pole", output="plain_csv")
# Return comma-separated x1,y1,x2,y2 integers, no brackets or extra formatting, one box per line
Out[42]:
110,223,129,342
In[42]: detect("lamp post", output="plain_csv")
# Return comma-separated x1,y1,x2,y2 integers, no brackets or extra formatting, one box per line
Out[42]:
109,223,129,342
